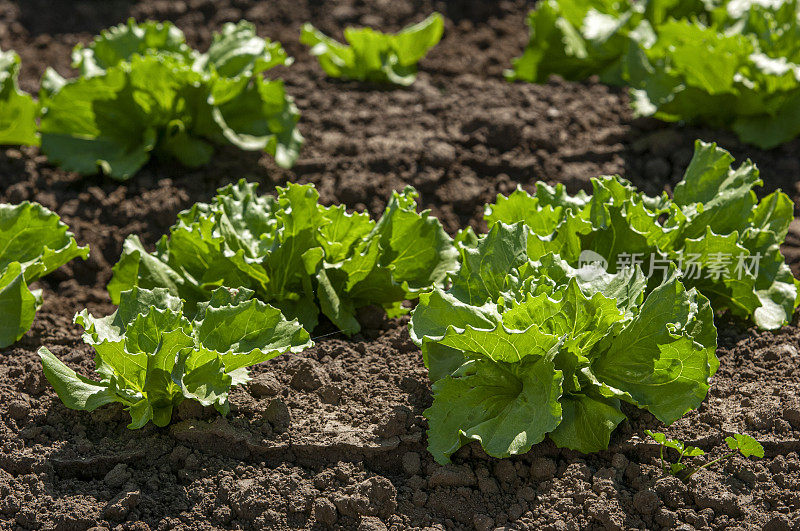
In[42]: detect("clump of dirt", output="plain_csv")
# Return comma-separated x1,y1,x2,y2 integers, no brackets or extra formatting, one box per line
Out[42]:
2,0,800,529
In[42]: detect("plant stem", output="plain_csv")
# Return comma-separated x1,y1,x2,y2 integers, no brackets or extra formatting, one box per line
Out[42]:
684,452,735,480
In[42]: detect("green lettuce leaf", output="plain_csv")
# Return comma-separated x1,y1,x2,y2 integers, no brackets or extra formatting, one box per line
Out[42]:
71,19,194,76
426,355,564,461
40,286,311,428
592,269,717,423
0,202,89,348
548,392,627,453
0,48,39,146
198,19,292,77
411,221,718,463
39,63,159,179
301,13,444,86
0,263,38,348
108,180,458,335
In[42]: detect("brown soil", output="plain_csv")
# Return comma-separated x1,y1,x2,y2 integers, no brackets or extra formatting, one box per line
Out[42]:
2,1,800,529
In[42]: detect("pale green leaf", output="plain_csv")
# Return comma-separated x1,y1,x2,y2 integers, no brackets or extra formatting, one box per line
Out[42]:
425,356,563,464
0,49,39,146
301,13,443,85
725,433,764,458
548,393,626,453
38,347,118,411
0,263,37,348
0,202,88,347
592,272,716,424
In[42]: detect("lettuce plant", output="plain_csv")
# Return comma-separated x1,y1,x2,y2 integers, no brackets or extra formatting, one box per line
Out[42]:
411,222,718,463
33,19,302,179
0,49,38,146
507,0,800,148
0,202,89,348
485,141,798,330
39,286,311,428
108,180,458,334
301,13,444,86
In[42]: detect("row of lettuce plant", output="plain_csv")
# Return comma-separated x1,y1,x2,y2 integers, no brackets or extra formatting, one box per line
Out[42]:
37,181,459,428
507,0,800,148
4,4,800,184
0,15,444,180
5,141,795,461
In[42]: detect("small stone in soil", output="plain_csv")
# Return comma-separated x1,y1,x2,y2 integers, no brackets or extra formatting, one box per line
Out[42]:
423,141,457,167
262,398,291,432
317,383,342,405
249,373,281,398
493,459,517,484
654,475,688,509
7,400,30,421
655,508,678,527
313,498,337,525
478,476,500,495
102,486,140,520
358,516,387,531
611,453,628,470
103,464,131,489
776,343,798,359
530,457,557,481
633,489,661,515
783,406,800,429
290,359,327,391
401,452,421,476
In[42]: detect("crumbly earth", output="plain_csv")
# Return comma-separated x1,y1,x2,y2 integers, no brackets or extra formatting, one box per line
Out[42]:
1,1,800,530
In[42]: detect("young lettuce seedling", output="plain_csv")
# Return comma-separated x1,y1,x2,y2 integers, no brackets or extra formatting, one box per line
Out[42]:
410,221,718,464
2,20,303,179
646,430,764,481
646,430,706,476
108,180,457,335
301,13,444,86
39,286,311,428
